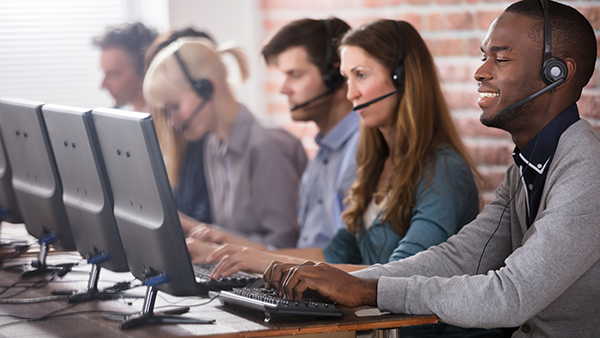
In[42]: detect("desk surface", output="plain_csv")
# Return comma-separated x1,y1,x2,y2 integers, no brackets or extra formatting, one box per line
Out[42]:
0,223,437,338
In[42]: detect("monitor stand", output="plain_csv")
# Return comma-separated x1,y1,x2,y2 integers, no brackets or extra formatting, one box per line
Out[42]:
102,281,215,329
19,235,73,278
61,256,138,303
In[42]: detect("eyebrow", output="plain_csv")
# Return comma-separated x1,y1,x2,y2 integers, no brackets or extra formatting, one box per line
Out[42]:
480,45,512,53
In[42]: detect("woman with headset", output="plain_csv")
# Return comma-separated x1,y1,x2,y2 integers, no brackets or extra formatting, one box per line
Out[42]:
144,37,307,249
194,20,479,272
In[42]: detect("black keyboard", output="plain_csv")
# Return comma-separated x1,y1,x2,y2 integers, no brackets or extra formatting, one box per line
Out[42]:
210,287,343,320
193,264,260,292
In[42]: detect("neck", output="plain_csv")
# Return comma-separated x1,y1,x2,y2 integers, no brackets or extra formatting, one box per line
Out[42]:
379,124,395,154
131,90,147,113
314,89,353,136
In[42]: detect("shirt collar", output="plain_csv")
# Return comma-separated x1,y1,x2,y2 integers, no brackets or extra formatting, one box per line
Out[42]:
513,104,580,174
315,111,360,151
222,105,253,156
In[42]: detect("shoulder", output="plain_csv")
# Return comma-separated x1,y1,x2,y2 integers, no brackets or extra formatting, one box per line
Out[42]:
428,147,472,179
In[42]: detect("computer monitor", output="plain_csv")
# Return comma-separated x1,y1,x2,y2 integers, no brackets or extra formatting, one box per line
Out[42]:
0,97,76,275
92,107,213,328
41,104,129,301
0,124,23,224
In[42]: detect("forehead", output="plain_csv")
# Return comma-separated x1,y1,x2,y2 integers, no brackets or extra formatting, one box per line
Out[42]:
340,46,380,70
100,46,134,68
275,46,315,70
481,12,539,54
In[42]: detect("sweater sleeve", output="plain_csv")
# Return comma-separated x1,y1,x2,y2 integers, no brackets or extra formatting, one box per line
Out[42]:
323,228,362,264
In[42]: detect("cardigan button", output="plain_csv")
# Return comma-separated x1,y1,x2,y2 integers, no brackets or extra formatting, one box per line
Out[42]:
521,323,531,333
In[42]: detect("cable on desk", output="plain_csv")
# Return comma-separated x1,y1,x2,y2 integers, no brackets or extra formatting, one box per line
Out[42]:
0,295,69,303
0,302,117,330
0,275,57,298
156,292,219,308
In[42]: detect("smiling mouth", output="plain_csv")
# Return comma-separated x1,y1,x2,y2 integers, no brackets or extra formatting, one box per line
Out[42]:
479,92,499,98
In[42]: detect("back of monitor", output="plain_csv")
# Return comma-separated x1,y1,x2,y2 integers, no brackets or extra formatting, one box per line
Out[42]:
0,124,23,224
0,97,75,250
92,107,198,296
42,104,128,272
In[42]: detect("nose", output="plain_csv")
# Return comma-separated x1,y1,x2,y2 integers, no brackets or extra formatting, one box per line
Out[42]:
101,75,108,89
346,79,359,102
280,77,292,96
474,60,492,83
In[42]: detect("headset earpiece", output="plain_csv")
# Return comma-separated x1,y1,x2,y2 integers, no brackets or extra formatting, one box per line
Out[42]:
190,78,214,101
173,48,214,101
320,19,345,91
391,21,406,90
540,0,567,85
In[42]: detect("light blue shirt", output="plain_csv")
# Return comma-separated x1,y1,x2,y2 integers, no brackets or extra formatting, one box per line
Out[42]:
296,111,360,248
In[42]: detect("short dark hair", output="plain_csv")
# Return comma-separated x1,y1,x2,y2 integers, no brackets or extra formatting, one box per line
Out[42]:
93,22,158,76
261,17,351,75
505,0,596,91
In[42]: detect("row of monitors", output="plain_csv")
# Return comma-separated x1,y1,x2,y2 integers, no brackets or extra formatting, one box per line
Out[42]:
0,97,203,297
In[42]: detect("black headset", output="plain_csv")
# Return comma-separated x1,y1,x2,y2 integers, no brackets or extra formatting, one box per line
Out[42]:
496,0,567,117
540,0,567,85
320,19,345,91
172,48,214,101
391,21,406,90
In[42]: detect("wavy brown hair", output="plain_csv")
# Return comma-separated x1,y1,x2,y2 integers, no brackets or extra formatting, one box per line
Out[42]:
341,20,478,235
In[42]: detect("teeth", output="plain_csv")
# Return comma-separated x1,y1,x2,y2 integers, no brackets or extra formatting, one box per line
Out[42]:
480,92,499,98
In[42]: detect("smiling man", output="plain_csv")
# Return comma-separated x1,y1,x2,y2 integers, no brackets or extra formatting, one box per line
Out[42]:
264,1,600,336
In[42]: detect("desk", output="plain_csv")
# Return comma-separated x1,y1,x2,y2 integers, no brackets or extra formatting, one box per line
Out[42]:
0,223,437,338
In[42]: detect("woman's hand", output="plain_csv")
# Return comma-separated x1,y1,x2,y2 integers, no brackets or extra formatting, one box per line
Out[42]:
186,238,221,264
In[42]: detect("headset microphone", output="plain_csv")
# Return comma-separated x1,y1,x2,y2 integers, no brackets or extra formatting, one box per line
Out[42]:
290,89,334,111
496,78,563,117
176,98,211,133
353,90,398,111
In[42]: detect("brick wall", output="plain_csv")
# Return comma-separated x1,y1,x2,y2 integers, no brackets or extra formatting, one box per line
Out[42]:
260,0,600,205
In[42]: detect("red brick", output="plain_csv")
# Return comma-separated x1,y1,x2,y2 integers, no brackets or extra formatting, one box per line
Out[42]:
585,67,598,89
364,0,400,7
429,38,464,56
467,142,514,166
454,116,512,139
394,13,422,31
578,93,600,119
437,62,472,83
579,6,600,30
447,12,474,30
477,10,502,30
479,169,507,192
435,0,460,4
469,37,484,56
404,0,430,4
427,13,444,31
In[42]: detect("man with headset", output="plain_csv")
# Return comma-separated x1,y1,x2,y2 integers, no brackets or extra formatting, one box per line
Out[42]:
93,22,157,112
187,18,358,251
264,1,600,336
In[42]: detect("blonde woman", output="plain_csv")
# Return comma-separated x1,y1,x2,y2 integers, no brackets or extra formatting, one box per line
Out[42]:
144,38,307,248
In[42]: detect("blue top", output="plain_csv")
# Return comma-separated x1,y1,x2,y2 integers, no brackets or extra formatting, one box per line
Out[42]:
513,103,579,227
323,147,479,265
173,135,212,223
296,111,360,248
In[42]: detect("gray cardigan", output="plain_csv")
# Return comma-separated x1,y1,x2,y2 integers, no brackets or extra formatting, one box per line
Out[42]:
352,119,600,337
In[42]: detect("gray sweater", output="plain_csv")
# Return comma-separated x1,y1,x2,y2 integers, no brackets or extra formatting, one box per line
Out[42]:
352,119,600,337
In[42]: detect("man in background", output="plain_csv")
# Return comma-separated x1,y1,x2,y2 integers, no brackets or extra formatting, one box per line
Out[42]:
93,22,157,112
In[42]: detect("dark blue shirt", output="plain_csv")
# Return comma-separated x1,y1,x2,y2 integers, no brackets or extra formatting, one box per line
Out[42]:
173,135,212,223
512,104,579,227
